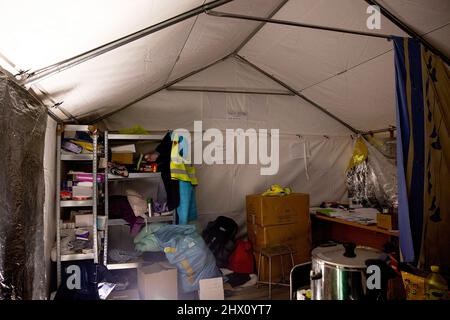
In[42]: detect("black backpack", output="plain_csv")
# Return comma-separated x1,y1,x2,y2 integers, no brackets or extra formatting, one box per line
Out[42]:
202,216,238,268
54,261,109,300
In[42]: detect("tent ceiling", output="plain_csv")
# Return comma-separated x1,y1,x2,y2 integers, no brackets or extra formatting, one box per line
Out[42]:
0,0,207,71
378,0,450,57
171,55,291,93
167,0,285,81
0,0,448,131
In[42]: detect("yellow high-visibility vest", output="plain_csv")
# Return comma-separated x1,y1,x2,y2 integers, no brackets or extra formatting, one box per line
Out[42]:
170,133,198,185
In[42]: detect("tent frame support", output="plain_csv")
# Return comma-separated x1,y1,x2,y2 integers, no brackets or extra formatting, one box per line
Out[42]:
235,54,359,134
167,86,294,96
364,0,450,66
19,0,234,85
0,66,63,123
89,0,291,123
361,126,396,136
233,0,290,54
205,10,393,40
90,53,234,123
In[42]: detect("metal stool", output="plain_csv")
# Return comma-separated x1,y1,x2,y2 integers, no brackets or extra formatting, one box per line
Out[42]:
257,245,295,299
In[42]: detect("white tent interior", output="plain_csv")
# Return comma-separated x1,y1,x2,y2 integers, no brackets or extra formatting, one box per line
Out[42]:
1,0,449,297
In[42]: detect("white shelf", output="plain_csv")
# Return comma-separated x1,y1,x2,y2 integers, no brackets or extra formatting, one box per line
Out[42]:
60,199,93,207
61,153,94,161
108,172,161,180
63,125,92,132
108,134,164,141
107,260,141,270
51,249,94,262
61,252,95,262
108,214,174,226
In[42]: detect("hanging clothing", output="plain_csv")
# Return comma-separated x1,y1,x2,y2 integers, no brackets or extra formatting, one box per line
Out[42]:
393,37,450,269
169,132,199,224
177,180,198,225
156,132,179,211
170,132,198,185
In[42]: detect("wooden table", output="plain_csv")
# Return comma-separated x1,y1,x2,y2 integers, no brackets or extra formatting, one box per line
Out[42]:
311,214,399,250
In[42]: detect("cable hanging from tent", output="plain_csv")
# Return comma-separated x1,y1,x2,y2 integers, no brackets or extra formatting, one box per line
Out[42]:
18,0,234,86
205,10,394,40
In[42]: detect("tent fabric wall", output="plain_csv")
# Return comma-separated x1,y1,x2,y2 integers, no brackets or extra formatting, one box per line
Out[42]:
102,83,354,231
0,75,48,299
194,135,353,234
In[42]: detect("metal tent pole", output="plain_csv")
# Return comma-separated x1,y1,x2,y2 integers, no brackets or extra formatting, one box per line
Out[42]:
206,10,393,40
364,0,450,66
103,131,109,266
167,86,294,96
20,0,234,85
233,0,290,54
88,2,294,124
56,126,62,287
235,54,359,134
361,126,396,135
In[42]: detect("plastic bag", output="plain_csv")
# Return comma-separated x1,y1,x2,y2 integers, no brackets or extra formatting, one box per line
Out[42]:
154,225,221,293
126,189,147,218
134,223,165,252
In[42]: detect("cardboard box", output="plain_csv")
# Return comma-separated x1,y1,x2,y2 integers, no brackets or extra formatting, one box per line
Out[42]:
199,277,224,300
246,193,309,227
107,289,140,300
138,262,178,300
377,212,398,230
112,152,134,165
247,222,311,252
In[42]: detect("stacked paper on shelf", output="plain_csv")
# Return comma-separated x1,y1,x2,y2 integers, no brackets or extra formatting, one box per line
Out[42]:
311,207,378,225
111,144,136,153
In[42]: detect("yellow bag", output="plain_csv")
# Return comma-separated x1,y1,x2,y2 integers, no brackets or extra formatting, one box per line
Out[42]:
262,184,292,196
346,137,368,171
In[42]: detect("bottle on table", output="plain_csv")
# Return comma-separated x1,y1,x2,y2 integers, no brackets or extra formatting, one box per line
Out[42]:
425,265,448,300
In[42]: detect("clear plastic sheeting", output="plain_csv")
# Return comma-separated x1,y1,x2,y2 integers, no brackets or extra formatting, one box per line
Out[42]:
346,137,397,209
0,75,48,299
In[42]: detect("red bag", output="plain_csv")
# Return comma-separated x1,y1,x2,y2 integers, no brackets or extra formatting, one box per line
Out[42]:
227,239,254,274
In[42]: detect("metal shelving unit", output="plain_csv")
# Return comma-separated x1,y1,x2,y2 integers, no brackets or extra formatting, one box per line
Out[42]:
55,125,102,287
108,134,165,141
60,199,94,207
104,131,176,270
108,172,161,180
61,153,95,161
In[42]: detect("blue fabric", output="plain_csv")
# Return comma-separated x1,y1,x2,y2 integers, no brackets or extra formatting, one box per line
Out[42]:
393,37,426,263
395,96,415,262
406,39,425,261
154,224,221,293
177,180,198,224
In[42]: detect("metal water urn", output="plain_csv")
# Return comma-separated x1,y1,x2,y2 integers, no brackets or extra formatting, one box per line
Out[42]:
310,243,387,300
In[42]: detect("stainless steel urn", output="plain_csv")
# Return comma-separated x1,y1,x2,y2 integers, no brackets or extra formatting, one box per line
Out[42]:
310,243,387,300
